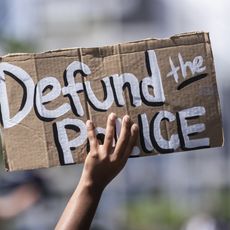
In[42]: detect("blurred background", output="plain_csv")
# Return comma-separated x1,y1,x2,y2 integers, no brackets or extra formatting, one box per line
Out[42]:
0,0,229,229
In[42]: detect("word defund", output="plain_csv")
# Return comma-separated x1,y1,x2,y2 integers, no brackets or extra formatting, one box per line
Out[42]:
0,50,165,129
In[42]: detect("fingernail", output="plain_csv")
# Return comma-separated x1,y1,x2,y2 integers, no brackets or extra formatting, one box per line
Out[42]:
86,120,93,128
132,124,139,132
123,115,130,123
109,112,116,121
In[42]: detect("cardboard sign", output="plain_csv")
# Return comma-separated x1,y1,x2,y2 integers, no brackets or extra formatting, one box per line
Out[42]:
0,32,223,171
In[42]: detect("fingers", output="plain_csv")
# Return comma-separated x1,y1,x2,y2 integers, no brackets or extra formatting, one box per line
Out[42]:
86,120,98,152
86,114,138,162
123,123,139,160
104,113,116,153
114,115,132,158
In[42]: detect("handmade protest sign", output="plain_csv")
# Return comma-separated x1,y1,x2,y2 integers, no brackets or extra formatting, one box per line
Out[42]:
0,32,223,171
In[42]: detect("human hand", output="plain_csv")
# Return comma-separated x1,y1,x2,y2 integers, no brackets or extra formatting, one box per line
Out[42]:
55,113,138,230
80,113,138,193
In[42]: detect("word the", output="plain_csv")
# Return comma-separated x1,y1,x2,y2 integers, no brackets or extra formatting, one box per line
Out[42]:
167,53,206,84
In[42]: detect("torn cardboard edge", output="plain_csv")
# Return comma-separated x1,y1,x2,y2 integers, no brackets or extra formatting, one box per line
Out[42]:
2,31,207,58
0,31,224,171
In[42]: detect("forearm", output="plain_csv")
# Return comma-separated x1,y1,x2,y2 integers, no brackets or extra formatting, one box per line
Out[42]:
55,179,103,230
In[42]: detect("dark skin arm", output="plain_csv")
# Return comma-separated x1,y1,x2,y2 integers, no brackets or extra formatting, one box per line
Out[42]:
55,113,138,230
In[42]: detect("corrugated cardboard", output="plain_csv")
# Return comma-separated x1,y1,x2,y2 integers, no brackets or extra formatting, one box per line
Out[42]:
0,32,223,171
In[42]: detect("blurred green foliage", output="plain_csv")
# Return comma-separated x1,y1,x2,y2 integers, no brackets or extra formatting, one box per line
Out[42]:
125,194,187,230
1,38,35,53
212,188,230,222
124,190,230,230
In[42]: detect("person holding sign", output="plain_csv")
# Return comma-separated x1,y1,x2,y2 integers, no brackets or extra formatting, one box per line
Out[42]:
55,113,138,230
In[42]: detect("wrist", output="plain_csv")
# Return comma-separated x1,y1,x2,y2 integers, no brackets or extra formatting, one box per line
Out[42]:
77,176,105,198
